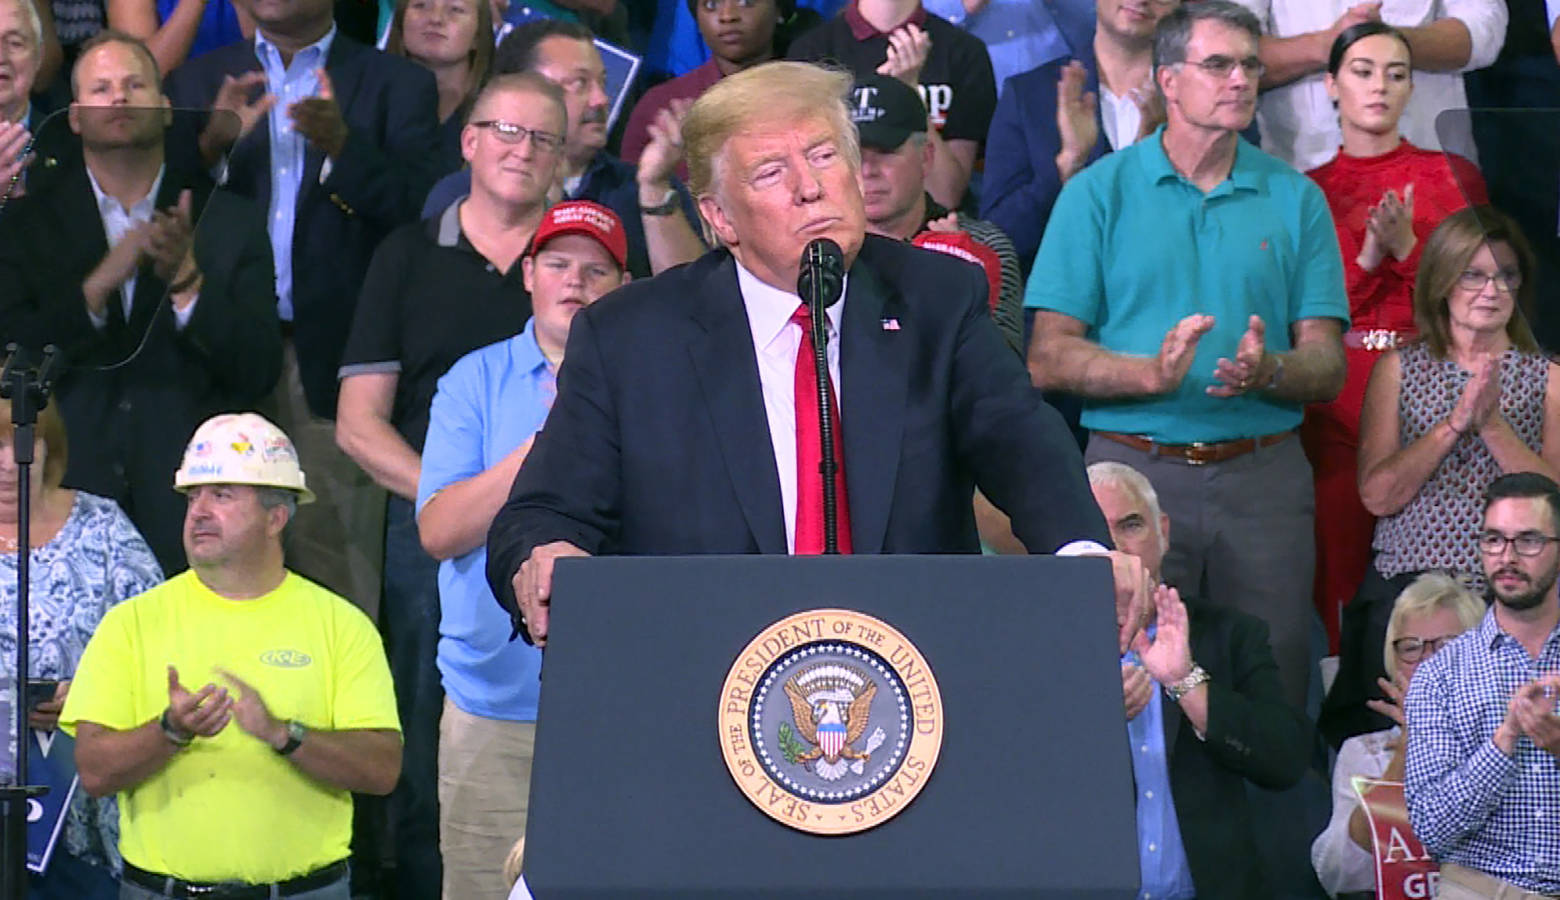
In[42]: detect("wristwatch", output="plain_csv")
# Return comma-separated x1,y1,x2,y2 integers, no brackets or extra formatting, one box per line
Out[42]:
1264,354,1285,390
276,720,306,756
640,188,680,217
1164,664,1210,703
159,708,193,747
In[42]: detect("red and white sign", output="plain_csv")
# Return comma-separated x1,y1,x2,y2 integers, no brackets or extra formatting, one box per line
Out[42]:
1351,777,1439,900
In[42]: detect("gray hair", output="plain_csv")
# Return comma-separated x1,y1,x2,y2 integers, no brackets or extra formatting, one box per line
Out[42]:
1087,460,1165,540
256,486,299,526
8,0,43,58
1152,0,1262,71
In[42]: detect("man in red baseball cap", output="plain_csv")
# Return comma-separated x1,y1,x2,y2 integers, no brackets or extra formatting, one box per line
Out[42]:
523,200,631,367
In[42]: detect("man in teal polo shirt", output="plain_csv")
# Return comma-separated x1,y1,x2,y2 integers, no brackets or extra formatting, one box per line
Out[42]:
1026,0,1347,711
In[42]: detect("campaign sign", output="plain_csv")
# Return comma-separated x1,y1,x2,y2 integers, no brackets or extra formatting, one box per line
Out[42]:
495,9,643,131
1351,777,1438,900
26,729,77,873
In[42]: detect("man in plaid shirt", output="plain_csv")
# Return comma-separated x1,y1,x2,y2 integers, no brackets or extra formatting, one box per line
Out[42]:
1405,472,1560,900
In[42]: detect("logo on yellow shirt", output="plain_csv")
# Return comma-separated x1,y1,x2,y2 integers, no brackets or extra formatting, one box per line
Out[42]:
260,649,313,668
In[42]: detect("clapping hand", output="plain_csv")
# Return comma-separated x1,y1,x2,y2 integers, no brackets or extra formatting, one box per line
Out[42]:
218,668,287,749
1054,60,1099,182
1131,584,1193,686
148,190,196,282
288,69,349,160
205,72,275,156
1122,662,1152,720
1208,315,1269,397
1366,184,1416,262
0,121,31,198
877,23,930,87
1366,672,1409,728
165,665,232,739
1510,674,1560,758
1448,354,1501,435
637,98,691,191
1146,314,1215,394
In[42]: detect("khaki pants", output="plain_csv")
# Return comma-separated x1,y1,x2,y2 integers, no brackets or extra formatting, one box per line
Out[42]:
438,698,536,899
1438,863,1560,900
262,341,386,620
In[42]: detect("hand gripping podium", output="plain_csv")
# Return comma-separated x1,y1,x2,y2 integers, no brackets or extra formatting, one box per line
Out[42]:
523,554,1140,898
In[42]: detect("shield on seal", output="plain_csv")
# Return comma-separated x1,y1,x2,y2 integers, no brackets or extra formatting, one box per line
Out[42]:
818,720,846,759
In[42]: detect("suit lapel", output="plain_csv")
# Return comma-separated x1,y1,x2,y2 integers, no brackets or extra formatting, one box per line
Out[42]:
686,255,787,554
839,256,906,554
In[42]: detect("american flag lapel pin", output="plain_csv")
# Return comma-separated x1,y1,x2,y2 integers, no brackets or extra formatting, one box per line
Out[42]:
881,317,901,331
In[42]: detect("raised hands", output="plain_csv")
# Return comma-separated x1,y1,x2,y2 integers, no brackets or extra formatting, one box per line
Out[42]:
148,189,197,283
1448,354,1501,435
1144,313,1215,395
203,71,276,160
637,98,691,191
1364,184,1416,266
288,69,349,159
1366,671,1410,728
165,665,232,740
1054,60,1099,183
1331,3,1383,42
1511,674,1560,757
877,23,930,87
1131,584,1194,686
1208,314,1269,397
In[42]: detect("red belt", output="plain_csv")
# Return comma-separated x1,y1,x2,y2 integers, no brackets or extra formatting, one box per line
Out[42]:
1096,429,1296,466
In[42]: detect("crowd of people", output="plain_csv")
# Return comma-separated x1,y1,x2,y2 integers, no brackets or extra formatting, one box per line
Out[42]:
0,0,1558,897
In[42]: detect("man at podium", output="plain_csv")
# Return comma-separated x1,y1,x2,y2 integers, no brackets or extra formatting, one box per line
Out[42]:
486,60,1147,648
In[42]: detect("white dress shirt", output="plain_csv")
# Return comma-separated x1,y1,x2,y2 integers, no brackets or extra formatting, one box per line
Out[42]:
737,259,846,554
1100,86,1146,153
1231,0,1508,171
1311,726,1400,896
83,165,200,331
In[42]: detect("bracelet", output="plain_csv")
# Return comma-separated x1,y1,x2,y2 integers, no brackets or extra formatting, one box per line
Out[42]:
159,708,193,747
1164,664,1210,703
1264,354,1284,390
640,188,680,217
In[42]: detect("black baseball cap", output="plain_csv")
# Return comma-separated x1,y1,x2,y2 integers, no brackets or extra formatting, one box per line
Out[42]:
848,74,927,151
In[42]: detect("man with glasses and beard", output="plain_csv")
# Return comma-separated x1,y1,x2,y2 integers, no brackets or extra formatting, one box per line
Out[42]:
1404,471,1560,900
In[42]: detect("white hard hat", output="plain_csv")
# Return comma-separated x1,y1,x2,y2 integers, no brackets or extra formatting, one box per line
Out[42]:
174,413,316,504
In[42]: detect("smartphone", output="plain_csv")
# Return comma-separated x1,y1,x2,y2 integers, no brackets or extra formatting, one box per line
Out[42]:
24,679,59,710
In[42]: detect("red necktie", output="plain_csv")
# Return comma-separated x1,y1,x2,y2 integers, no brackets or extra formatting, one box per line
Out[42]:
792,304,851,555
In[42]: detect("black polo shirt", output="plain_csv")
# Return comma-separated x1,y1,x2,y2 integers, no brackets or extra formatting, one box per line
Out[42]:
338,198,533,450
787,1,997,146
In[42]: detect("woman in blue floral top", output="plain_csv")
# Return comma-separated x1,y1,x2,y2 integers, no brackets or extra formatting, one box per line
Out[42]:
0,405,162,899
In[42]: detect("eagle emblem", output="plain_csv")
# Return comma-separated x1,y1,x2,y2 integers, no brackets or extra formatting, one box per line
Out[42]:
781,663,887,781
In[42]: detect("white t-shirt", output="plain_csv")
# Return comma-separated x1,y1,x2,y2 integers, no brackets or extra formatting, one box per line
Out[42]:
1231,0,1508,171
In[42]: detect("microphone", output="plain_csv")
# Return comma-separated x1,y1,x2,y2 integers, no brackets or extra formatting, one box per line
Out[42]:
797,238,845,310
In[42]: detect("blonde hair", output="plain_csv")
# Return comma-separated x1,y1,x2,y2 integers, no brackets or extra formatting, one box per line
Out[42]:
681,60,859,200
1382,572,1484,678
502,835,525,887
1413,205,1539,359
0,403,67,489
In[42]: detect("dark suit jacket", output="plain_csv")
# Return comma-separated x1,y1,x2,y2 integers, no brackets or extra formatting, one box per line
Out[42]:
0,162,281,573
1168,602,1314,900
164,34,442,417
486,235,1110,635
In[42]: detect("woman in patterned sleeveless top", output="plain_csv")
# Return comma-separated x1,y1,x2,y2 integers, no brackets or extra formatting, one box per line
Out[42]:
1318,206,1560,749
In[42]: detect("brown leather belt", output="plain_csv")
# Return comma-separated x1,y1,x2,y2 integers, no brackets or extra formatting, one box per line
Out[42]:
1096,429,1295,466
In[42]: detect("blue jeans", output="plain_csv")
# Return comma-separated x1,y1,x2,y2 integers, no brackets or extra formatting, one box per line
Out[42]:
381,495,444,898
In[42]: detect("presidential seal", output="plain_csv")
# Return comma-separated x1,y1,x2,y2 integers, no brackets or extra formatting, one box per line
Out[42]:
718,609,943,835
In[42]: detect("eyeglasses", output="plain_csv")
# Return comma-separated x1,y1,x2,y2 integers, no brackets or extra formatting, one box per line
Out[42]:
1391,635,1457,663
1476,530,1560,556
1180,55,1265,80
1457,268,1522,293
698,0,762,10
468,120,564,153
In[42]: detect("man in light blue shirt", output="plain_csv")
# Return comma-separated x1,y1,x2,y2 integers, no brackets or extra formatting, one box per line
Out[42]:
1028,2,1347,710
1090,459,1313,900
416,200,629,900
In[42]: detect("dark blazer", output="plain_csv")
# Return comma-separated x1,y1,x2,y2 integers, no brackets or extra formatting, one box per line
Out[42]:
0,162,281,573
980,54,1104,277
486,235,1110,634
164,34,442,418
1169,602,1314,900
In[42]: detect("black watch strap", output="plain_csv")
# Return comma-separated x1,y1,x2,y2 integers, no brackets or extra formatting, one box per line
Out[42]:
160,708,193,747
277,720,306,756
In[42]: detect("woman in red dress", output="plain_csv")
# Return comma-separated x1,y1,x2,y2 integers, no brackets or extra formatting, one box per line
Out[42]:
1303,21,1485,658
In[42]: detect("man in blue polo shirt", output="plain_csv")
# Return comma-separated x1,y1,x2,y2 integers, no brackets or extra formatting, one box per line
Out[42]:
414,200,628,900
1027,0,1347,711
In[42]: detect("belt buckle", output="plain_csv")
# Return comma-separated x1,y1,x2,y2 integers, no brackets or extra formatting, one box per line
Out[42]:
1364,329,1397,351
1184,442,1211,466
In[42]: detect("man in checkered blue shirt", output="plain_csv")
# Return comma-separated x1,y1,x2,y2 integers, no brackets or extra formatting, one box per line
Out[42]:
1405,472,1560,900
